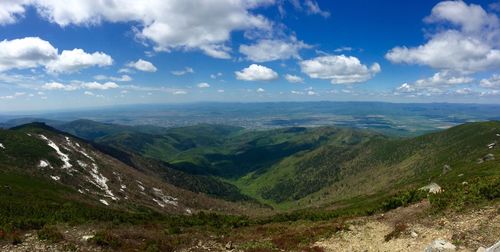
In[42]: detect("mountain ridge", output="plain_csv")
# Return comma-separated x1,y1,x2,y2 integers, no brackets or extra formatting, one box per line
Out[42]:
38,119,500,211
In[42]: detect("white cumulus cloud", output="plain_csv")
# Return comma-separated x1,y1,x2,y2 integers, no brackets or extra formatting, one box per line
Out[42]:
197,82,210,88
235,64,278,81
480,74,500,89
46,48,112,74
126,59,157,72
171,67,194,76
94,74,132,82
172,90,188,95
284,74,303,83
386,1,500,73
394,71,473,95
0,0,28,25
42,81,79,91
0,37,58,71
299,55,380,84
304,0,330,18
81,81,119,90
239,37,310,62
42,81,119,91
5,0,273,59
0,37,112,74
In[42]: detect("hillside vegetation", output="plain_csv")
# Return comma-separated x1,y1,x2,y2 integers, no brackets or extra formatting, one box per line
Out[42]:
0,121,498,251
53,120,500,211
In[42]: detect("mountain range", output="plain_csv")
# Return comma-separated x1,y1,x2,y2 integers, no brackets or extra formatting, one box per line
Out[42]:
0,118,498,251
2,118,499,209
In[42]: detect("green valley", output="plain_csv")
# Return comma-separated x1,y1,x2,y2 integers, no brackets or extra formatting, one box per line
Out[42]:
51,120,500,211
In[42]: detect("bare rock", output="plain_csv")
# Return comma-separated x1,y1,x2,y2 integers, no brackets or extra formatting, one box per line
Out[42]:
484,153,495,161
411,231,418,238
485,241,500,252
425,239,456,252
225,241,233,250
420,183,442,194
442,165,452,174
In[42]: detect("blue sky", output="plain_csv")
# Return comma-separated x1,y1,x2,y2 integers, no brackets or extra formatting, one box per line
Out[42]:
0,0,500,111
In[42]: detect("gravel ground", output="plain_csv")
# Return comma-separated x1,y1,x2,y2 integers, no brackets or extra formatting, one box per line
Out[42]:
315,201,499,252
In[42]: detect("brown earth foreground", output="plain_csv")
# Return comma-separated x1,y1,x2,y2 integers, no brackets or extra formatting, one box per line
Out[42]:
315,200,499,252
1,200,498,251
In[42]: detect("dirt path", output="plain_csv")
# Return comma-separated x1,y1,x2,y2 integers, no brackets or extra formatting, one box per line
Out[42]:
315,201,499,252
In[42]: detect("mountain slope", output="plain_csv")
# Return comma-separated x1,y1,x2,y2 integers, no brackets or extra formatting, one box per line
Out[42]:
289,121,500,208
48,119,500,211
0,123,255,216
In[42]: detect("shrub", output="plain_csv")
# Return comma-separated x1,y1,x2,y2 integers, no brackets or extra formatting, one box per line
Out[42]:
142,239,174,252
90,230,122,249
11,232,22,245
37,225,64,243
381,190,427,211
429,176,500,211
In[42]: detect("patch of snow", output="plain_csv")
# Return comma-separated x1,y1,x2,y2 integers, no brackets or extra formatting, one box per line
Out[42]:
38,160,50,168
50,175,60,181
137,183,145,191
66,137,95,161
0,143,5,149
79,149,94,161
497,133,500,137
113,172,126,191
81,235,94,241
120,183,127,193
487,142,496,149
39,134,73,170
119,184,126,193
27,133,32,136
99,199,109,206
78,189,85,194
152,198,165,208
88,163,117,200
185,209,192,214
152,187,178,207
419,182,442,194
77,160,88,168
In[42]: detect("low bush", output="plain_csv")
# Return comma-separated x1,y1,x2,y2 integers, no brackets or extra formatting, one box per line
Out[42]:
90,230,122,249
37,225,64,243
429,176,499,211
381,190,427,212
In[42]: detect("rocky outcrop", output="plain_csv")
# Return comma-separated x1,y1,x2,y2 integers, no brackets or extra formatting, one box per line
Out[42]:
424,239,456,252
420,183,442,194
